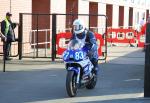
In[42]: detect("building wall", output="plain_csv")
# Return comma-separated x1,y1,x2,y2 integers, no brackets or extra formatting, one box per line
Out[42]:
119,6,124,27
0,0,32,22
32,0,50,48
78,0,89,27
112,5,119,28
0,0,32,54
98,3,106,30
129,7,133,27
98,3,106,15
0,0,149,29
66,0,78,29
0,0,149,31
106,4,113,27
0,0,150,53
89,2,98,28
0,0,10,21
51,0,66,32
123,6,129,28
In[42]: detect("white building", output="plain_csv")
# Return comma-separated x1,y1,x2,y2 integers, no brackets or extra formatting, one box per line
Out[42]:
0,0,149,27
0,0,150,55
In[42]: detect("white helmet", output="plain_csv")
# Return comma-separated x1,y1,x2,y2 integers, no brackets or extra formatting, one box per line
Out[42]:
73,19,85,34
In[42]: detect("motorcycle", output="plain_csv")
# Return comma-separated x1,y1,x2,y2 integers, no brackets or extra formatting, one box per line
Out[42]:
63,39,97,97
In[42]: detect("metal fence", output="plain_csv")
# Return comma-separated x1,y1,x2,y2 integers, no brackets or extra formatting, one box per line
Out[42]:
18,13,108,61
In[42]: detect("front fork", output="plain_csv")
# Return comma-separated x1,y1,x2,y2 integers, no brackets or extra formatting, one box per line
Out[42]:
67,67,81,84
76,67,80,84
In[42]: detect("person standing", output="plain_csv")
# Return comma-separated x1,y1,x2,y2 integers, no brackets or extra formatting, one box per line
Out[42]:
136,17,145,32
1,12,16,60
140,17,145,27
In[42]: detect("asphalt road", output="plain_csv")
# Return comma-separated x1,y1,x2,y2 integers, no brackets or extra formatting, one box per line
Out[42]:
0,47,149,103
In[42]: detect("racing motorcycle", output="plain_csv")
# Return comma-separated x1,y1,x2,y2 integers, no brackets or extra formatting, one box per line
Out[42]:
63,39,97,97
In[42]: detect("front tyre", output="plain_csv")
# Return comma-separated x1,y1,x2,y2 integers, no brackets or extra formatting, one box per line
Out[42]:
66,71,78,97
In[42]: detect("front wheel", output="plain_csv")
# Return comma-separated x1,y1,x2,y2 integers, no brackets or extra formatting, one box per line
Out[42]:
66,71,78,97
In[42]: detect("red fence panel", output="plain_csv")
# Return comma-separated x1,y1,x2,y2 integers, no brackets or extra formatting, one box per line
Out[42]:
107,28,136,44
95,33,104,56
56,32,72,55
56,32,104,56
137,32,145,47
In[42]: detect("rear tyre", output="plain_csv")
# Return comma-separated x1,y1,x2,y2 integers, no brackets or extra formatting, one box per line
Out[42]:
86,73,97,89
66,71,78,97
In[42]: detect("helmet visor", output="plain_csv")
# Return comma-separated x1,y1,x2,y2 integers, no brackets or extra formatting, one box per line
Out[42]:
73,25,83,31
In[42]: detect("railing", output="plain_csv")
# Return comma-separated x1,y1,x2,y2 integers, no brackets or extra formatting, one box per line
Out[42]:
29,29,51,57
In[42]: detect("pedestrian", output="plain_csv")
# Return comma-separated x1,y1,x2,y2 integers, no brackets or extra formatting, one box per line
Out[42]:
71,19,99,75
140,17,145,27
1,12,17,60
136,17,145,33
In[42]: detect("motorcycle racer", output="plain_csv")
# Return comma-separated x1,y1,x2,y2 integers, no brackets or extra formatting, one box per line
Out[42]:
71,19,99,75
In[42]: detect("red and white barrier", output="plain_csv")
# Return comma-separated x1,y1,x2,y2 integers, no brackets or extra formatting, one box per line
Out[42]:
56,32,72,55
107,28,136,44
95,33,104,56
137,32,145,47
56,32,104,56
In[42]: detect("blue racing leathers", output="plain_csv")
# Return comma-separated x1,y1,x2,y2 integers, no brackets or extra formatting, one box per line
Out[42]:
71,30,98,71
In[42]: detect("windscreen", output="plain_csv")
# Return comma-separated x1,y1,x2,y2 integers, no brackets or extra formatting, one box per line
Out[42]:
68,39,84,50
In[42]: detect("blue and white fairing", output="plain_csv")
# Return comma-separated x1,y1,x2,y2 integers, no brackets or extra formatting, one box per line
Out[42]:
63,39,94,76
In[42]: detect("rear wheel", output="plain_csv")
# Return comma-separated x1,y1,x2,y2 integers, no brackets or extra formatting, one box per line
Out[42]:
86,73,97,89
66,71,78,97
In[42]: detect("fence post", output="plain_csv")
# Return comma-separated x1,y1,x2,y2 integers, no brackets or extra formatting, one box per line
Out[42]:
3,42,6,72
105,16,108,63
36,14,39,57
18,13,23,60
144,19,150,97
52,14,57,61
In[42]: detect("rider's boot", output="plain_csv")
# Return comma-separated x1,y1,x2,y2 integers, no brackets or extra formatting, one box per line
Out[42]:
82,70,92,80
91,58,99,75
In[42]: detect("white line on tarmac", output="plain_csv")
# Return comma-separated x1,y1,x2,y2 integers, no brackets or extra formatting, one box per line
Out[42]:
27,93,144,103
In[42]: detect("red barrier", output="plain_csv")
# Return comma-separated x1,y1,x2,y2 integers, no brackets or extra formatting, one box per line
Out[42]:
56,32,72,55
141,23,146,34
107,28,136,44
137,32,145,47
56,32,104,56
94,33,104,56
